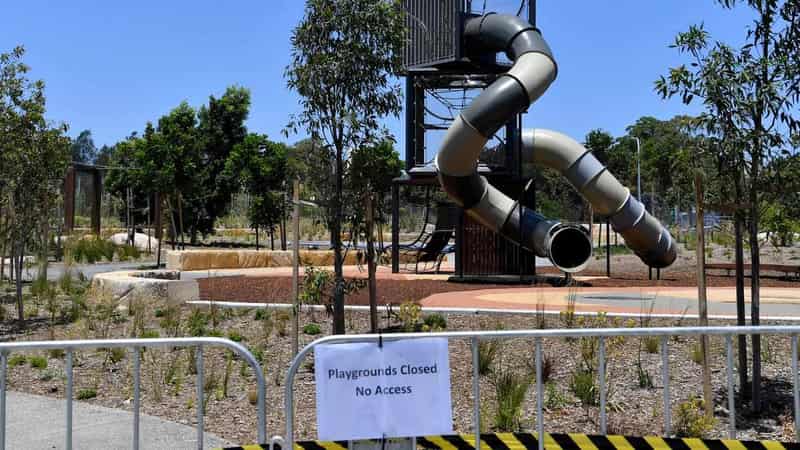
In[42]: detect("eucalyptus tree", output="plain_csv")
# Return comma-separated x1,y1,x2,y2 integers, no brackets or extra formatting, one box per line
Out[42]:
0,46,70,320
285,0,405,334
224,133,290,247
657,0,800,410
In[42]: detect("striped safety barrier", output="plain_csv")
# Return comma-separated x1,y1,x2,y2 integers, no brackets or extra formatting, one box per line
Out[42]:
216,433,800,450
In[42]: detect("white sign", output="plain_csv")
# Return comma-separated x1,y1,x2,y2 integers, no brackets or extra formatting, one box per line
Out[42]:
314,337,453,441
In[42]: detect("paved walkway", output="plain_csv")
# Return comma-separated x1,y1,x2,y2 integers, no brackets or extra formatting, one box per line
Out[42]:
6,391,232,449
420,285,800,319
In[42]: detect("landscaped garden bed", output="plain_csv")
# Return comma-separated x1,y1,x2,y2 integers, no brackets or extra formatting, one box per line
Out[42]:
0,281,797,444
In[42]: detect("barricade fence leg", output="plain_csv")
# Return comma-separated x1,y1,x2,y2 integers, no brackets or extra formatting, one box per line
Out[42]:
0,352,6,450
66,350,73,450
792,335,799,441
196,346,205,450
725,335,735,439
599,336,607,435
535,338,544,450
661,336,671,437
471,337,480,450
133,347,141,450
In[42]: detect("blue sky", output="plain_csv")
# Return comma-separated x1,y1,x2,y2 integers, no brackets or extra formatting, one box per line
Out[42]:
1,1,753,154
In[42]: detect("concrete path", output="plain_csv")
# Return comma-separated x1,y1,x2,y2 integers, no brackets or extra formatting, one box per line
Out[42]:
6,391,232,449
420,285,800,319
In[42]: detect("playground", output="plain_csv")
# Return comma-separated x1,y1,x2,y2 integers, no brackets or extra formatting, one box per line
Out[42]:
3,0,800,448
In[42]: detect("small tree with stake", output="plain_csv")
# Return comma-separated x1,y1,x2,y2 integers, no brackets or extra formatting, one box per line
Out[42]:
285,0,405,334
0,46,71,321
656,0,800,411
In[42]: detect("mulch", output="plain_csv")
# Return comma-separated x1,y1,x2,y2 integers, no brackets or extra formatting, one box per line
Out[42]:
199,276,516,305
198,267,800,305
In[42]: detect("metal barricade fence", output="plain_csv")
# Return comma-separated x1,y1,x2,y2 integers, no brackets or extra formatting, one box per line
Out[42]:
0,337,267,450
284,326,800,450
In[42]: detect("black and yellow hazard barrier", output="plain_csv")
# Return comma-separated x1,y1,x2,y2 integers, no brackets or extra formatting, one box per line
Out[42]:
216,433,800,450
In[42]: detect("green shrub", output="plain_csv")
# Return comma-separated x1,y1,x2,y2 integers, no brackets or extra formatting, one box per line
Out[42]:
477,340,499,376
544,382,569,410
254,309,269,321
29,355,48,370
38,369,59,382
77,388,97,400
187,309,209,336
140,329,160,339
643,336,660,354
570,369,597,406
674,396,715,437
423,313,447,331
154,309,165,318
250,347,264,364
227,330,245,342
8,355,26,368
493,369,530,431
116,244,141,261
690,342,704,365
303,323,322,335
109,347,126,363
636,361,653,388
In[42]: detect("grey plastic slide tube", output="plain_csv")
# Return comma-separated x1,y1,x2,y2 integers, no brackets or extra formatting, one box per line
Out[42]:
435,13,676,271
521,129,677,268
436,14,593,273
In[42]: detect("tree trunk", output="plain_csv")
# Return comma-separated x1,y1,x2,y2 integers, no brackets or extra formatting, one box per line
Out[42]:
167,196,178,251
177,192,185,250
38,218,49,283
155,193,163,267
695,172,713,418
15,245,24,322
734,174,748,397
749,174,762,412
291,180,301,356
1,238,6,283
332,145,345,335
366,194,378,333
270,228,275,251
281,210,288,251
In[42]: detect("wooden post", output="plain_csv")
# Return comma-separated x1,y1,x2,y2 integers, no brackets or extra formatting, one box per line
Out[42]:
366,194,378,333
63,166,76,234
605,219,610,277
291,180,301,356
695,172,713,418
91,168,102,235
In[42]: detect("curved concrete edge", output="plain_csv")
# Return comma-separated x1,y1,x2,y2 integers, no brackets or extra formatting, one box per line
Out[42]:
92,270,199,305
7,391,233,449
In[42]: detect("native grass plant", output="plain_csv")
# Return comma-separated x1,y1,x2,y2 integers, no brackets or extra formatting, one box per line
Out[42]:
490,349,533,432
478,339,500,376
559,285,579,330
492,367,531,431
303,323,322,336
544,381,569,411
569,312,627,410
81,287,123,340
674,396,716,438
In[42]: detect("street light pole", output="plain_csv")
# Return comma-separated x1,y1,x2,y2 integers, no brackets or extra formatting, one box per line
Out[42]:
634,136,641,202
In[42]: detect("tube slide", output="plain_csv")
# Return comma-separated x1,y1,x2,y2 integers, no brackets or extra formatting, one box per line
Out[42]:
434,13,676,271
